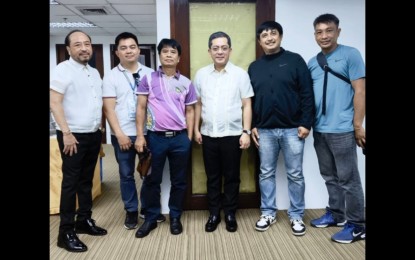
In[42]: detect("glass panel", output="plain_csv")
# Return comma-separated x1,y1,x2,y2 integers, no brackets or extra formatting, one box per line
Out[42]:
190,2,256,78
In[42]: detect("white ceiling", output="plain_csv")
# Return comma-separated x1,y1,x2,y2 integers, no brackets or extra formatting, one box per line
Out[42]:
50,0,157,37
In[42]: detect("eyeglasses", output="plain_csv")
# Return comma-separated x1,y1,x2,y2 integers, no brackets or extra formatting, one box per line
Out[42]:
210,45,230,52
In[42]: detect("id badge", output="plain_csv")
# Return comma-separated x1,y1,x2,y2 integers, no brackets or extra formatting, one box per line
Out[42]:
128,97,137,121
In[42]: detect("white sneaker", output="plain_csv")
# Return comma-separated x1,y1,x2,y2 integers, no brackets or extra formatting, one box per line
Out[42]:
255,215,276,231
291,219,306,236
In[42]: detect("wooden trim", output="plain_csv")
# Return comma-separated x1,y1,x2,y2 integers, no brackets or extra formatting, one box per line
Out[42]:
93,45,104,78
184,193,260,210
170,0,190,78
256,0,275,58
93,45,106,144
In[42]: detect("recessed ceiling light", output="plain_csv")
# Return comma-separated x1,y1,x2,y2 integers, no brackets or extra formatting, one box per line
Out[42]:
50,22,98,28
50,0,60,5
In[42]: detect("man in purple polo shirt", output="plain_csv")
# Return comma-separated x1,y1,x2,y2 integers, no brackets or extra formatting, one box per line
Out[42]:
134,38,197,238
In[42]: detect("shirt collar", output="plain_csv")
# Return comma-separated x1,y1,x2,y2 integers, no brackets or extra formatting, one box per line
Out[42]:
209,61,233,74
69,57,89,70
117,62,142,74
157,66,180,79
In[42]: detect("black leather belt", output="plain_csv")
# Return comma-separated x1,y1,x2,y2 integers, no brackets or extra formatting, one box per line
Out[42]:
151,130,186,137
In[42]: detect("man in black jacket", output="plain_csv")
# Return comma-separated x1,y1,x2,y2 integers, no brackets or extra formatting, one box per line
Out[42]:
248,21,315,236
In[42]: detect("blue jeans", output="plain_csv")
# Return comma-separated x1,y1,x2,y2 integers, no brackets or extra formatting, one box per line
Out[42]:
258,128,305,220
141,131,191,223
313,131,365,226
111,135,139,212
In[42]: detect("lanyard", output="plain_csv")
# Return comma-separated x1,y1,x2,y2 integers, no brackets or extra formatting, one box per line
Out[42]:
122,70,140,92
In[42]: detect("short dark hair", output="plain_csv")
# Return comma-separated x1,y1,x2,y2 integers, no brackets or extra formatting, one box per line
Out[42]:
65,30,91,47
115,32,139,49
157,38,182,56
313,13,339,28
208,31,232,48
256,21,283,40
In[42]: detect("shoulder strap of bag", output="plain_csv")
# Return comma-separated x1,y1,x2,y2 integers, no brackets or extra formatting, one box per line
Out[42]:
316,52,351,84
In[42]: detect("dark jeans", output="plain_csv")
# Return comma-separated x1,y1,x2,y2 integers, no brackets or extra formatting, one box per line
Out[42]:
313,131,365,226
141,131,191,223
111,135,139,212
202,135,242,216
56,130,102,232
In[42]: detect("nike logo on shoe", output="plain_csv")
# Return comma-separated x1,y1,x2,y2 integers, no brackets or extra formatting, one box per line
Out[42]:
352,231,362,237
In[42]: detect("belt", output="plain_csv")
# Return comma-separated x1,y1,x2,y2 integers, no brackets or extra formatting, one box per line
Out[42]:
58,129,101,135
151,130,186,137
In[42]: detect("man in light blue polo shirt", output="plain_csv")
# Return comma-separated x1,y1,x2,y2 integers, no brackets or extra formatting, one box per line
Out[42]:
308,13,366,244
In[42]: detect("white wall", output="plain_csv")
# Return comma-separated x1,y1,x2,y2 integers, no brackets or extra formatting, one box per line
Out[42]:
275,0,365,63
273,0,366,210
50,0,365,213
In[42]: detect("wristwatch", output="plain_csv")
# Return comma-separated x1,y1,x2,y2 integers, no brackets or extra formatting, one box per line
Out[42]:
62,129,72,136
242,129,251,135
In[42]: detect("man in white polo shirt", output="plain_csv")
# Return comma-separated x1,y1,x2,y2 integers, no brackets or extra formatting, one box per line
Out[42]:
50,30,107,253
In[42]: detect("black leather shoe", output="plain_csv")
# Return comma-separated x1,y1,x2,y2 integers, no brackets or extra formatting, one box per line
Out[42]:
225,214,237,232
205,215,221,232
135,221,157,238
75,218,108,236
57,230,88,252
170,217,183,235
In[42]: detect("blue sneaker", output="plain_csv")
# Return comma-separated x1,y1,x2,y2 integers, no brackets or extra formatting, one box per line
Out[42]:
331,223,365,244
310,209,346,228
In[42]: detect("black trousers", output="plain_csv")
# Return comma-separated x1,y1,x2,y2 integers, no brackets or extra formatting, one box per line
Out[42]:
56,130,102,232
201,135,242,216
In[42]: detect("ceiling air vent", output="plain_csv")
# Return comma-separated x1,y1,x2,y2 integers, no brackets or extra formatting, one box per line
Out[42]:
76,6,110,15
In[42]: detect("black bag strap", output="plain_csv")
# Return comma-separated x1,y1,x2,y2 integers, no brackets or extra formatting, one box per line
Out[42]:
316,52,351,115
317,52,351,84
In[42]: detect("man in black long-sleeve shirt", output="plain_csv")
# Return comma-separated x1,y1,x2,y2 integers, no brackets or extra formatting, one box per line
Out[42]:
247,21,315,236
